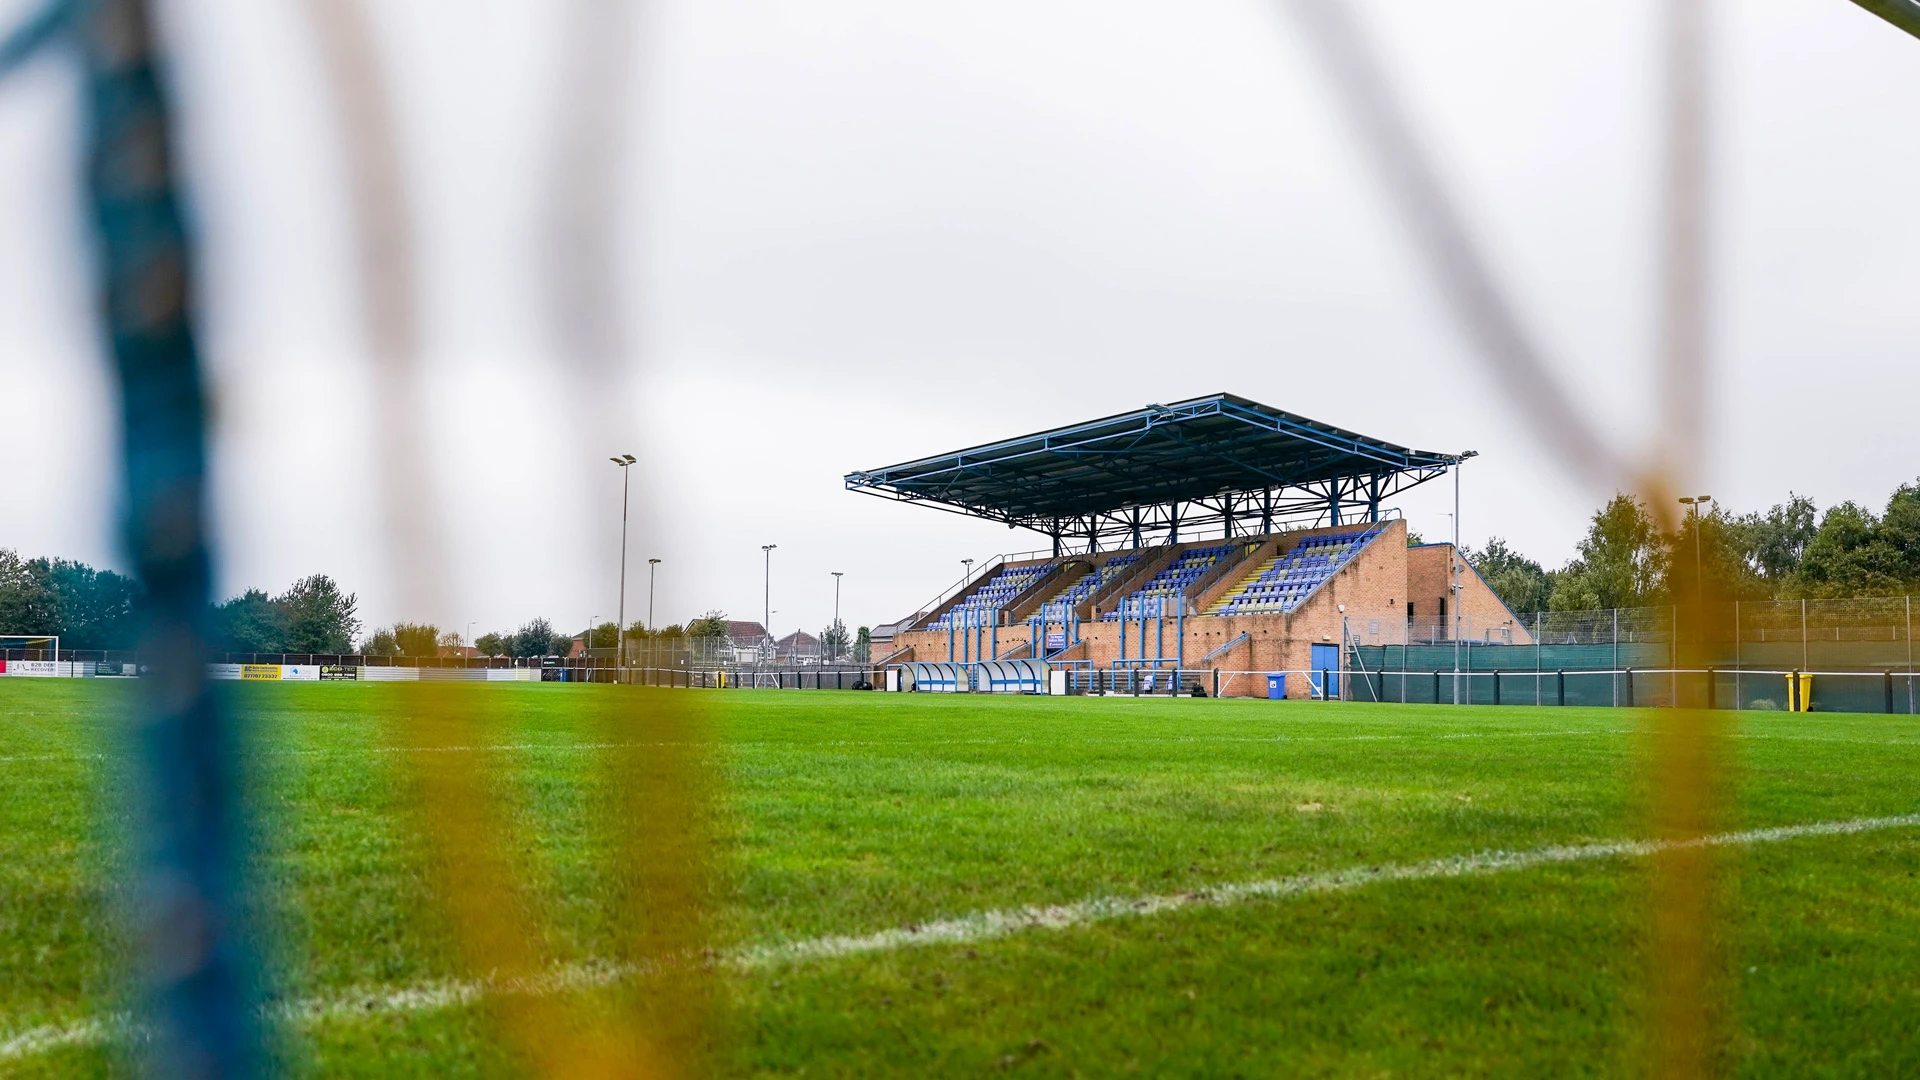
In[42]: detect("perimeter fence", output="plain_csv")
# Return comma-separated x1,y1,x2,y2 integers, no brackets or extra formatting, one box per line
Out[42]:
1368,597,1917,666
1352,596,1920,714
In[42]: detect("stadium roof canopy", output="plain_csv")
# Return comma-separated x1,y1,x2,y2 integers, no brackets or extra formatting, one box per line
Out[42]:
845,393,1461,552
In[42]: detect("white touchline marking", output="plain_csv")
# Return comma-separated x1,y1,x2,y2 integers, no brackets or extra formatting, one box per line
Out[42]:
0,1016,134,1060
732,813,1920,967
6,812,1917,1061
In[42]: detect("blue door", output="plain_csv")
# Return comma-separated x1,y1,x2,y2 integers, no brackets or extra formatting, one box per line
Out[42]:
1310,643,1340,699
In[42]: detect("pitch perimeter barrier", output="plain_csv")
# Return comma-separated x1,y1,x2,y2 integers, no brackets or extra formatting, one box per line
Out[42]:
10,657,1915,713
1341,667,1920,714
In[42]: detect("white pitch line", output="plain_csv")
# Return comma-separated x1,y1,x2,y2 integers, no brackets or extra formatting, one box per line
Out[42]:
5,812,1916,1062
0,1016,134,1061
733,812,1920,967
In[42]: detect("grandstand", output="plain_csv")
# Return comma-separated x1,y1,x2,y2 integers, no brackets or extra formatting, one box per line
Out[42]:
847,394,1524,696
1209,526,1386,616
1102,543,1235,620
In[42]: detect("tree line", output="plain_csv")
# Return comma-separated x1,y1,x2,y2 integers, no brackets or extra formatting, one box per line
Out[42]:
1,558,876,661
0,555,365,653
1463,478,1920,615
41,477,1897,656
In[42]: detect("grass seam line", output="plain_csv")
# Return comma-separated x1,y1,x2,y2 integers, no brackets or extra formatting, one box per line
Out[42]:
4,812,1916,1061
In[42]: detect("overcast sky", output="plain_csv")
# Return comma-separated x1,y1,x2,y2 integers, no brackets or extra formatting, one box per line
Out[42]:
1,0,1916,641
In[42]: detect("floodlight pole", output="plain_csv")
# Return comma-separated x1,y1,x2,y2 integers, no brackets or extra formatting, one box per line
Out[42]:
647,558,661,631
763,544,777,659
1453,451,1478,705
611,454,636,676
1679,496,1712,602
832,571,844,660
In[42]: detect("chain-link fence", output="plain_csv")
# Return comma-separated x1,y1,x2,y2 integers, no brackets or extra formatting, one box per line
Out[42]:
1351,595,1919,714
1363,596,1916,668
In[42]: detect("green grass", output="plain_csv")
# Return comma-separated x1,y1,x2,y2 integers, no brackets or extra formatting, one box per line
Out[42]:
3,682,1919,1077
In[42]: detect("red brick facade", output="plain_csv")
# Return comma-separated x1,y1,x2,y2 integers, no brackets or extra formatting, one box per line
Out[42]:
886,519,1529,697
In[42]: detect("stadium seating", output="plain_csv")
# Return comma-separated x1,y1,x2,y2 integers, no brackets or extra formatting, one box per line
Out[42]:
1206,526,1386,616
929,562,1053,630
1044,554,1140,612
1101,544,1235,620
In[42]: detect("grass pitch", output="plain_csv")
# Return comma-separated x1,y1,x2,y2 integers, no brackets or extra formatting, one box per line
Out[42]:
3,682,1919,1077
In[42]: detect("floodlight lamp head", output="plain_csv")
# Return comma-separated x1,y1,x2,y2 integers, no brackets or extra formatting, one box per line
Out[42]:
648,557,661,565
1459,450,1479,460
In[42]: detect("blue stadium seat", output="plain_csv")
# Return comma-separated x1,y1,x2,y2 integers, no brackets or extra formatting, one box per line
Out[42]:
1214,525,1386,616
931,561,1054,630
1101,544,1234,620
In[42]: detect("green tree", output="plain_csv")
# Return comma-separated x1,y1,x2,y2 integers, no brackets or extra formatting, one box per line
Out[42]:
1549,494,1667,610
394,622,440,657
513,617,558,657
277,574,360,653
589,621,621,650
687,611,729,640
10,557,140,650
1465,538,1552,614
474,631,510,657
821,618,850,662
216,589,288,653
360,628,401,656
1788,483,1920,598
1668,506,1767,602
0,550,34,632
855,626,872,665
1878,480,1920,580
1729,494,1817,589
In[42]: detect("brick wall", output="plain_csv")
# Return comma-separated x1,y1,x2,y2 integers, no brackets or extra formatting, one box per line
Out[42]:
886,519,1434,698
1406,544,1535,645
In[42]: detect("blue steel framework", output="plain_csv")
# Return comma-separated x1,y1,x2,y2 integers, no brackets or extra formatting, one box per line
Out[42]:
846,394,1457,555
3,1,260,1075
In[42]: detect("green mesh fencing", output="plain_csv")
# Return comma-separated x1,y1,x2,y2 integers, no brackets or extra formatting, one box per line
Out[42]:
1349,638,1920,715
